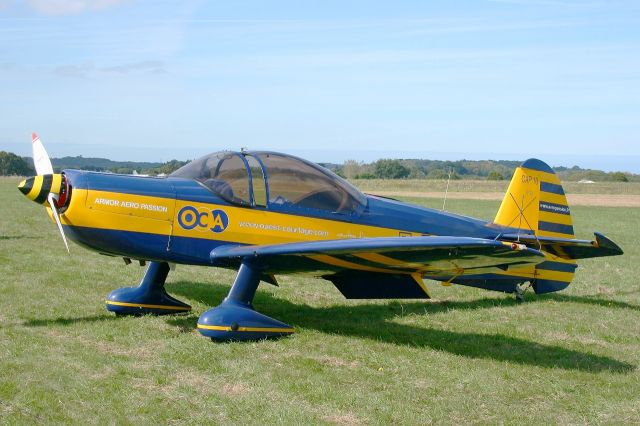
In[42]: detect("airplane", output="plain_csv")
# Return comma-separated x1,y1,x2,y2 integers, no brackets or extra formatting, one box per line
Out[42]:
18,133,623,341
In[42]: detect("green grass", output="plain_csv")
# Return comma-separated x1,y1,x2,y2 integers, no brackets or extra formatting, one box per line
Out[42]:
1,177,638,424
352,178,640,195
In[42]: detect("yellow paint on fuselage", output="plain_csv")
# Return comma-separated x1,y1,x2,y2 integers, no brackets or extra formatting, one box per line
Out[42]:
172,197,410,245
87,189,175,222
60,189,413,247
58,189,172,237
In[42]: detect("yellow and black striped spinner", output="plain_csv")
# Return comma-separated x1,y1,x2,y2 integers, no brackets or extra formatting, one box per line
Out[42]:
18,174,63,205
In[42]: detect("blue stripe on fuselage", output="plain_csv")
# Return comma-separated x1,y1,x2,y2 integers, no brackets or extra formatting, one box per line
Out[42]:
63,225,228,265
362,195,495,238
64,169,235,205
65,169,175,198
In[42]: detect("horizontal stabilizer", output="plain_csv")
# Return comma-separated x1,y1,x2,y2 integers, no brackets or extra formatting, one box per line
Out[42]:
500,232,623,260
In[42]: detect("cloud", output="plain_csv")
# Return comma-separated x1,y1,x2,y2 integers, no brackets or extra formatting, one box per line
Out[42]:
101,60,165,74
25,0,131,16
53,60,167,78
54,61,94,78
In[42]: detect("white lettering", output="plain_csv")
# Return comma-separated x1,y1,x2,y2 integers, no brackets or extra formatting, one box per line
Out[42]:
238,221,329,237
94,198,120,207
93,197,168,213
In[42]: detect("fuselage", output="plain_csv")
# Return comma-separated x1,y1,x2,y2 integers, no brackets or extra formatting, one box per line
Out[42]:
58,169,506,267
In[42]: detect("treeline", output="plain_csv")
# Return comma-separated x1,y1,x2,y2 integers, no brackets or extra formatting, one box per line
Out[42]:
1,151,635,182
0,152,188,176
322,159,635,182
45,156,190,175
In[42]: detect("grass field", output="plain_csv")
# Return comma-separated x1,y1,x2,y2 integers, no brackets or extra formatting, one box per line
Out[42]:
352,178,640,195
1,176,638,424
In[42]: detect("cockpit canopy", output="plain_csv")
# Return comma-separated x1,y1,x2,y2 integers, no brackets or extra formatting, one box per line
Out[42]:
170,151,367,215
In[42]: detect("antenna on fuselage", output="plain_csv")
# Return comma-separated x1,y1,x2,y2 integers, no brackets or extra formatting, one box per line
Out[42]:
442,168,453,211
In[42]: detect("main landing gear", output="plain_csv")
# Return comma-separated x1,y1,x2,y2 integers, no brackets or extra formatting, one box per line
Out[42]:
106,261,191,315
197,261,294,341
106,260,294,342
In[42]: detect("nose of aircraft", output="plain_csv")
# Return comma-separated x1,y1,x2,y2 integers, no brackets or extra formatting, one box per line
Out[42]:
17,174,64,205
18,176,33,195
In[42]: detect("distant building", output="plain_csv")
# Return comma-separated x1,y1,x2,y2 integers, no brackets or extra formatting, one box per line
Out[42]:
578,179,595,184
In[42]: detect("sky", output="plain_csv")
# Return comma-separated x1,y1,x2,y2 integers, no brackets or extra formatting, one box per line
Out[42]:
0,0,639,172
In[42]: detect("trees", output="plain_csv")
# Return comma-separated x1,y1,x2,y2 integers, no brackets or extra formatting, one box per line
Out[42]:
341,159,365,179
611,172,629,182
427,169,460,180
148,159,189,175
0,152,34,176
373,159,410,179
487,171,504,180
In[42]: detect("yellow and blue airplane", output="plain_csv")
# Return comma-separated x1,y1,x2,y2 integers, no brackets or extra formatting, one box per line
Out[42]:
19,133,623,341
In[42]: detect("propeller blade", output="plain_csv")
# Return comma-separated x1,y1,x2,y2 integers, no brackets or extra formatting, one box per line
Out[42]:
47,193,70,253
32,132,53,175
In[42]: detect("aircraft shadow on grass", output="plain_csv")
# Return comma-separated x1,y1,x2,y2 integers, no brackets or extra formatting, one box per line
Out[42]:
548,292,640,312
23,314,117,328
0,235,39,240
165,280,636,374
21,280,636,373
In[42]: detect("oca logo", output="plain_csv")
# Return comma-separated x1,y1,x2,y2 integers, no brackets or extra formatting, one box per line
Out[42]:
177,206,229,233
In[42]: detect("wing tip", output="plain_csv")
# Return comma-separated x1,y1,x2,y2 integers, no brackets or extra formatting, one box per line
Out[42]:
32,132,39,143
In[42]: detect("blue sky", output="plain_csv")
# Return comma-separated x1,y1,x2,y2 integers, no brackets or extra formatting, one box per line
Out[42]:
0,0,639,171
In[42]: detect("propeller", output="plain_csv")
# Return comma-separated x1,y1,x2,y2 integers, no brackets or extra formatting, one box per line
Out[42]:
17,133,70,252
32,132,54,175
48,192,70,252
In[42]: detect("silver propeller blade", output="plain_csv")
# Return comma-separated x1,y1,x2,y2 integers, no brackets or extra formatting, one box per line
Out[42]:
32,132,54,175
47,193,70,253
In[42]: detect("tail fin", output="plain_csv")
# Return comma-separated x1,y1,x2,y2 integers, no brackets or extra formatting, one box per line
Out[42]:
494,159,576,294
494,158,574,239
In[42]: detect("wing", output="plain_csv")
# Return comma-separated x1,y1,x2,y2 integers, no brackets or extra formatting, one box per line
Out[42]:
211,236,544,299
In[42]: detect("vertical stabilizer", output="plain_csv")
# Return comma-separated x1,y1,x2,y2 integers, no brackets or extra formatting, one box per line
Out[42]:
495,158,575,239
494,159,577,293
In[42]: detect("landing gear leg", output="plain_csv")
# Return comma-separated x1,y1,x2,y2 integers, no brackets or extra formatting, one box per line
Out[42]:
515,283,526,303
106,261,191,315
197,260,294,341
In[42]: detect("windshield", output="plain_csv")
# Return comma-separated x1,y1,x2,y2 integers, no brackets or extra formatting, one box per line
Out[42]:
170,152,251,205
